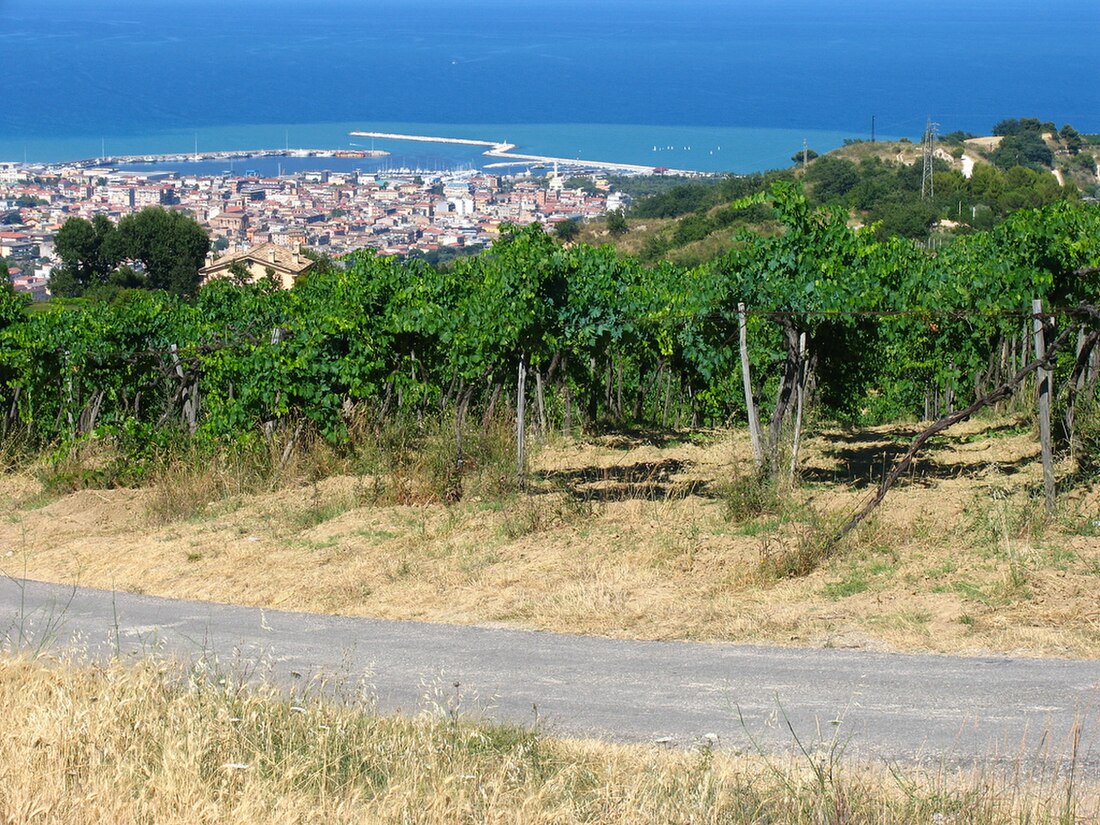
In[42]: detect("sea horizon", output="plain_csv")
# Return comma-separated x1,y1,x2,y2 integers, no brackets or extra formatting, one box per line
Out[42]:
3,0,1096,174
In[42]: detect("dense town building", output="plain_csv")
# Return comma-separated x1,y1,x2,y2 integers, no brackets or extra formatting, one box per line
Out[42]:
1,159,623,297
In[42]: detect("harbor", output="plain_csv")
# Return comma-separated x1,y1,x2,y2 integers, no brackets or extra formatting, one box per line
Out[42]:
53,146,389,171
349,131,700,175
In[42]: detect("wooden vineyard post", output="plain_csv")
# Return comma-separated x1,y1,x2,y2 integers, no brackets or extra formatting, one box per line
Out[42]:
516,351,528,488
169,343,199,433
535,368,547,441
738,303,764,470
789,331,808,483
263,327,285,441
64,349,74,435
1033,298,1056,514
564,382,573,436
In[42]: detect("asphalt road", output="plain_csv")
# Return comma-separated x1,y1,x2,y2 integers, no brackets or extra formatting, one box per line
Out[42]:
4,577,1099,773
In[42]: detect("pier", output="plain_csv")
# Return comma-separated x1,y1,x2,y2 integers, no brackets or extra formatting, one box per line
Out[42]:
349,131,698,175
21,136,700,177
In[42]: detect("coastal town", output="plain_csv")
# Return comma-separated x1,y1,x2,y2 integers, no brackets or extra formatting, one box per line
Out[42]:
1,150,632,299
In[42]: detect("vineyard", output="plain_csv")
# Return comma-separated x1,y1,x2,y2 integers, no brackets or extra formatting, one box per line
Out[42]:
2,184,1100,520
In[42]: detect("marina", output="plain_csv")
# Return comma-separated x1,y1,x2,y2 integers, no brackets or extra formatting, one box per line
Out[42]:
56,147,389,172
349,131,700,175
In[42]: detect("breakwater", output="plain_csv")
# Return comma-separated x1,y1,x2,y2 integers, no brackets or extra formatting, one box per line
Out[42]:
349,131,699,175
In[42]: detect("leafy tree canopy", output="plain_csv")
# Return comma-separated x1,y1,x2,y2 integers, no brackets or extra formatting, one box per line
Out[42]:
1060,124,1084,155
114,207,210,296
993,117,1044,137
50,208,210,298
51,214,121,297
606,209,628,236
804,156,860,202
991,130,1054,171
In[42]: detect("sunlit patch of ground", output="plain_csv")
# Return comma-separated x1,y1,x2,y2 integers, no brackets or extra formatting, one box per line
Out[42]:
3,415,1098,657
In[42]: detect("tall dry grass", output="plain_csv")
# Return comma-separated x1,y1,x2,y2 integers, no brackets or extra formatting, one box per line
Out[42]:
139,411,521,524
0,656,1093,824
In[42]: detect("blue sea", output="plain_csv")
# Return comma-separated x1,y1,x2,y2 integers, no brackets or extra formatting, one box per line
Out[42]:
1,0,1097,173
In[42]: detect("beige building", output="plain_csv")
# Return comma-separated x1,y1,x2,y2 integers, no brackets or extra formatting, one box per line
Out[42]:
200,242,314,290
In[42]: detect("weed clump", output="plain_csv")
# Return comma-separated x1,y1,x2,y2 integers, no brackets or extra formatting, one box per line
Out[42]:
143,432,341,524
37,440,150,494
500,494,593,540
720,472,782,523
139,409,518,522
1070,398,1100,478
756,522,839,580
718,472,845,579
353,412,517,505
0,430,34,475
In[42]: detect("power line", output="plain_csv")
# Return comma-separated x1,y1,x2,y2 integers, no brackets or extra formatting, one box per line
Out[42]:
921,117,939,199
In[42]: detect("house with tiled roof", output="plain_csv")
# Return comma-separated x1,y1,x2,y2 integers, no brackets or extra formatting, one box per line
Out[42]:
200,241,314,290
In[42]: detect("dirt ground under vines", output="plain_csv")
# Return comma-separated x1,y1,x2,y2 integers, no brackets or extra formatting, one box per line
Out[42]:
3,415,1100,658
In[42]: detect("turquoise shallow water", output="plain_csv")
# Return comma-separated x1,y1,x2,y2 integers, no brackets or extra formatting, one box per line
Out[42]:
12,121,865,174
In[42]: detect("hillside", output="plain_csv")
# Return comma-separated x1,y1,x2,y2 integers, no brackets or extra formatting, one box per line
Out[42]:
593,119,1099,261
3,135,1098,665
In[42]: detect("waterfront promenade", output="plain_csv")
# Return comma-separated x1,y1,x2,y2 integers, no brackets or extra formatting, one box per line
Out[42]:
349,130,697,175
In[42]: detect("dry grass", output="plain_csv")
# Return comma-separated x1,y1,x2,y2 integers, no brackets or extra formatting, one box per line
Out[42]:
3,417,1100,657
828,138,926,166
0,655,1093,825
573,217,674,258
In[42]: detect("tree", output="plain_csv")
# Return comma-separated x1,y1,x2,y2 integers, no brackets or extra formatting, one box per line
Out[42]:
630,182,722,218
606,209,628,236
718,181,884,475
1060,124,1084,155
114,207,211,296
554,218,580,243
941,130,976,143
51,214,121,297
869,198,939,240
805,156,860,203
565,176,599,195
107,264,146,289
994,117,1047,137
672,212,715,245
968,163,1006,204
991,130,1053,171
444,223,568,483
299,247,338,277
993,118,1024,137
227,260,253,286
848,156,903,210
791,148,818,164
